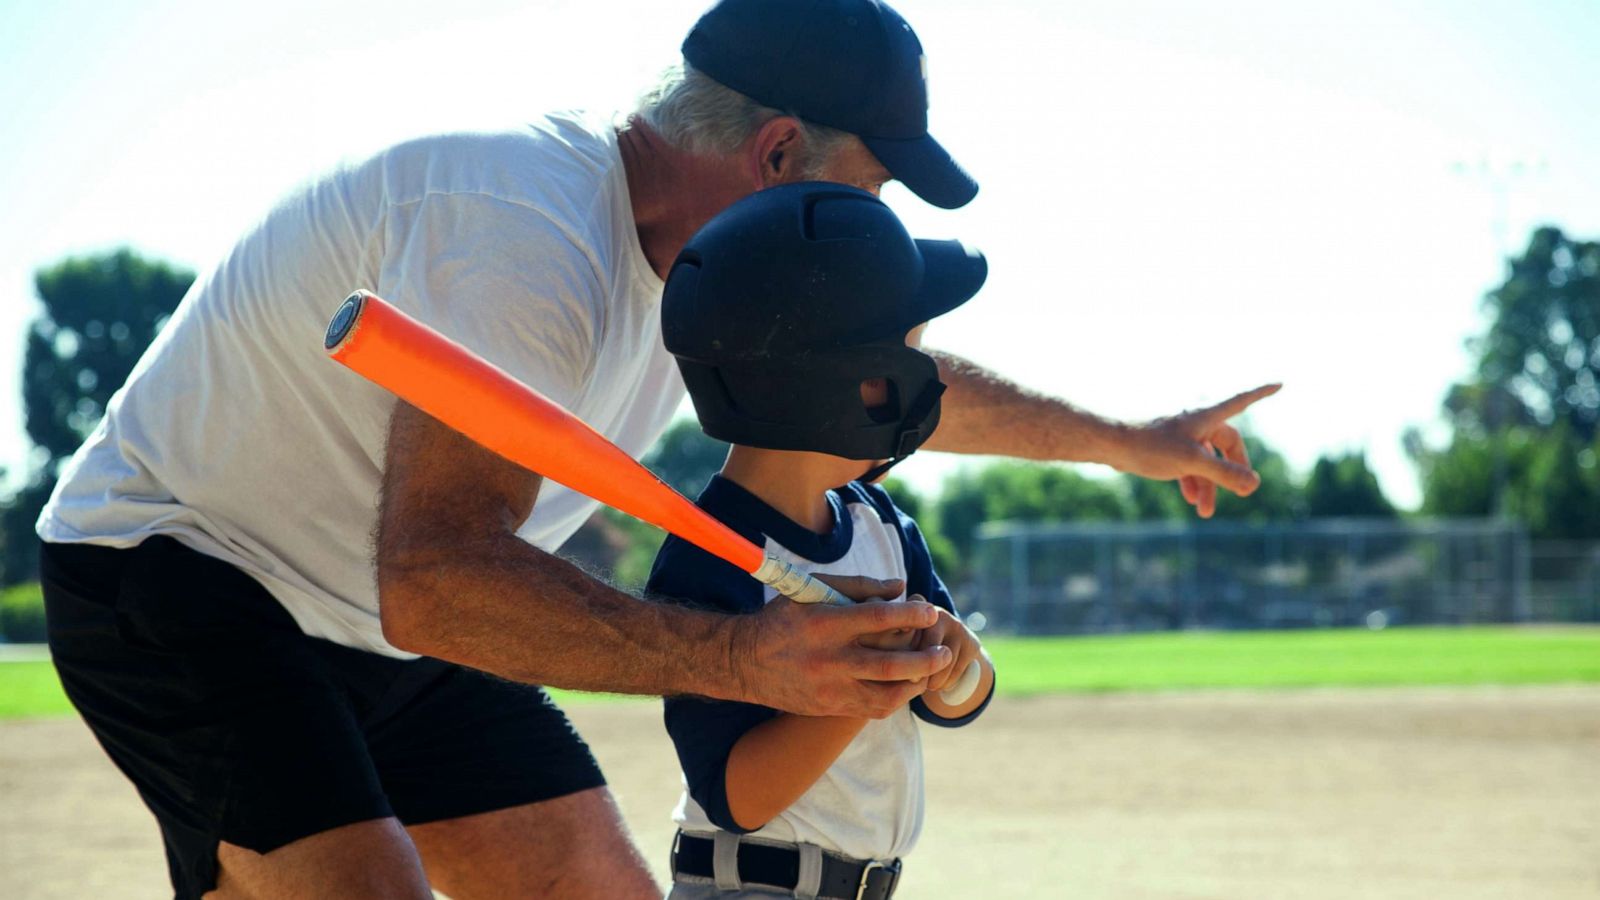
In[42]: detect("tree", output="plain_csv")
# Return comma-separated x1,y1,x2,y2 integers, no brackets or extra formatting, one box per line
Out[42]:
642,418,728,499
881,476,959,578
1414,226,1600,538
1472,226,1600,440
1,249,192,583
1124,471,1192,522
1413,429,1531,519
1439,381,1538,438
924,434,1310,580
1304,451,1396,518
594,509,669,591
1521,425,1600,539
0,480,54,589
934,461,1130,582
1414,426,1600,539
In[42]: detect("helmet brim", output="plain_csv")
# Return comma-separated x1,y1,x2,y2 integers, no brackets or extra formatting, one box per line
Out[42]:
909,238,988,326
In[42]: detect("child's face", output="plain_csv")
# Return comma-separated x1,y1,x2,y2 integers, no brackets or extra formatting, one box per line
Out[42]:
857,323,929,482
858,323,928,410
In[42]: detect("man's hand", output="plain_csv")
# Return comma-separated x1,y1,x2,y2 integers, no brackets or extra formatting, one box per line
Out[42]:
1117,383,1282,518
729,574,951,720
858,626,918,651
854,586,918,652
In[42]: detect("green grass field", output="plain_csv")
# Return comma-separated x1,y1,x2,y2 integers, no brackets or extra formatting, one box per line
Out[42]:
4,625,1598,719
985,625,1600,693
0,658,74,719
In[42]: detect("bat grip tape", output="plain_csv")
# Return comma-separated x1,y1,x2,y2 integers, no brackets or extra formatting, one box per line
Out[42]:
752,557,844,604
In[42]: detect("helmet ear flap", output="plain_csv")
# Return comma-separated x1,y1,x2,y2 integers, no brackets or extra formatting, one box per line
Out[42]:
678,362,744,442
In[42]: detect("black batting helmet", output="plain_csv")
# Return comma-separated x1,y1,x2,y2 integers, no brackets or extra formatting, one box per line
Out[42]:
661,182,986,469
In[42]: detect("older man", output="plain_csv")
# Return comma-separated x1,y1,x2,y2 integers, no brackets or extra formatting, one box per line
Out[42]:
37,0,1273,897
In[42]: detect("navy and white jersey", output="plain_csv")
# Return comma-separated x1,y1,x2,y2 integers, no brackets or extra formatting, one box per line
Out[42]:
648,475,993,862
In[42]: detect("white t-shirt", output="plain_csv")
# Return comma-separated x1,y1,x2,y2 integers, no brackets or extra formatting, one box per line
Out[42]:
38,110,684,658
729,515,926,861
653,478,989,863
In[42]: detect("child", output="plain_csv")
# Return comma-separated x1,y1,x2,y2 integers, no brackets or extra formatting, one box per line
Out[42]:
650,182,996,900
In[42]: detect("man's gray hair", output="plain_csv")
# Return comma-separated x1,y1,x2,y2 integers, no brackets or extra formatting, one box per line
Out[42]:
635,63,856,179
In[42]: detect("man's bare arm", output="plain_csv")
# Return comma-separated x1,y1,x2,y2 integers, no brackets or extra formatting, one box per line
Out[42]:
921,350,1124,462
923,349,1280,517
374,401,952,717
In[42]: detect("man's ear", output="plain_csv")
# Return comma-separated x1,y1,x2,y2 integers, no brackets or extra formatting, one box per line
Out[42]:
748,116,807,188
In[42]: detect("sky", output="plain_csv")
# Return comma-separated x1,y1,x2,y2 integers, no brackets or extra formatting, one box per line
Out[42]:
2,0,1598,509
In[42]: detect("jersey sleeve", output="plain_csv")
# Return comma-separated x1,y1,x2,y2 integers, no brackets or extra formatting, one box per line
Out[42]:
377,191,602,410
856,483,995,728
647,534,780,834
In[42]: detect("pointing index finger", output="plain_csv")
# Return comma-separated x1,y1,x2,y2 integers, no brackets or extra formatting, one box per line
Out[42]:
1200,383,1282,425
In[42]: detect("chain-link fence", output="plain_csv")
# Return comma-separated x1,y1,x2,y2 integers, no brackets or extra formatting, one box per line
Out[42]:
964,519,1595,635
1529,540,1600,623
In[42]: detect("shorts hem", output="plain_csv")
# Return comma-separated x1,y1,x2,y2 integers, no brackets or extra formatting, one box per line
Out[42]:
394,764,608,827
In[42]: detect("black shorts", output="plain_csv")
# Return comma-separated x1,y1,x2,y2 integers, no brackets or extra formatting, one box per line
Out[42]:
41,536,606,900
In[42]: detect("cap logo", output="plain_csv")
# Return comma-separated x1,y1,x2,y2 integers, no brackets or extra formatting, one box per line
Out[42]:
920,54,929,105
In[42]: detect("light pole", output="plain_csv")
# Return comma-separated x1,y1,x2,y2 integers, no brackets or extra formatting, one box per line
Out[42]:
1449,154,1549,516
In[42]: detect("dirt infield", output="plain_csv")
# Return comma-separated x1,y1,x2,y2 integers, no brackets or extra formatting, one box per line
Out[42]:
3,686,1597,899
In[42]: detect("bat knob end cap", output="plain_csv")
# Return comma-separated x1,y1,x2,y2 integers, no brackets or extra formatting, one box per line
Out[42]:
325,291,369,351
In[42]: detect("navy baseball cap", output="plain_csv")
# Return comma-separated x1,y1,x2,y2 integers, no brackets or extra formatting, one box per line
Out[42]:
683,0,979,209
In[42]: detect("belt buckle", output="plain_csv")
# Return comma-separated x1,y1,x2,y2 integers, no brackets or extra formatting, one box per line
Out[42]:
855,858,901,900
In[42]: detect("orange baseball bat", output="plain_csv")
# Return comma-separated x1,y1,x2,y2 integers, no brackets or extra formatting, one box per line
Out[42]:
323,290,980,705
